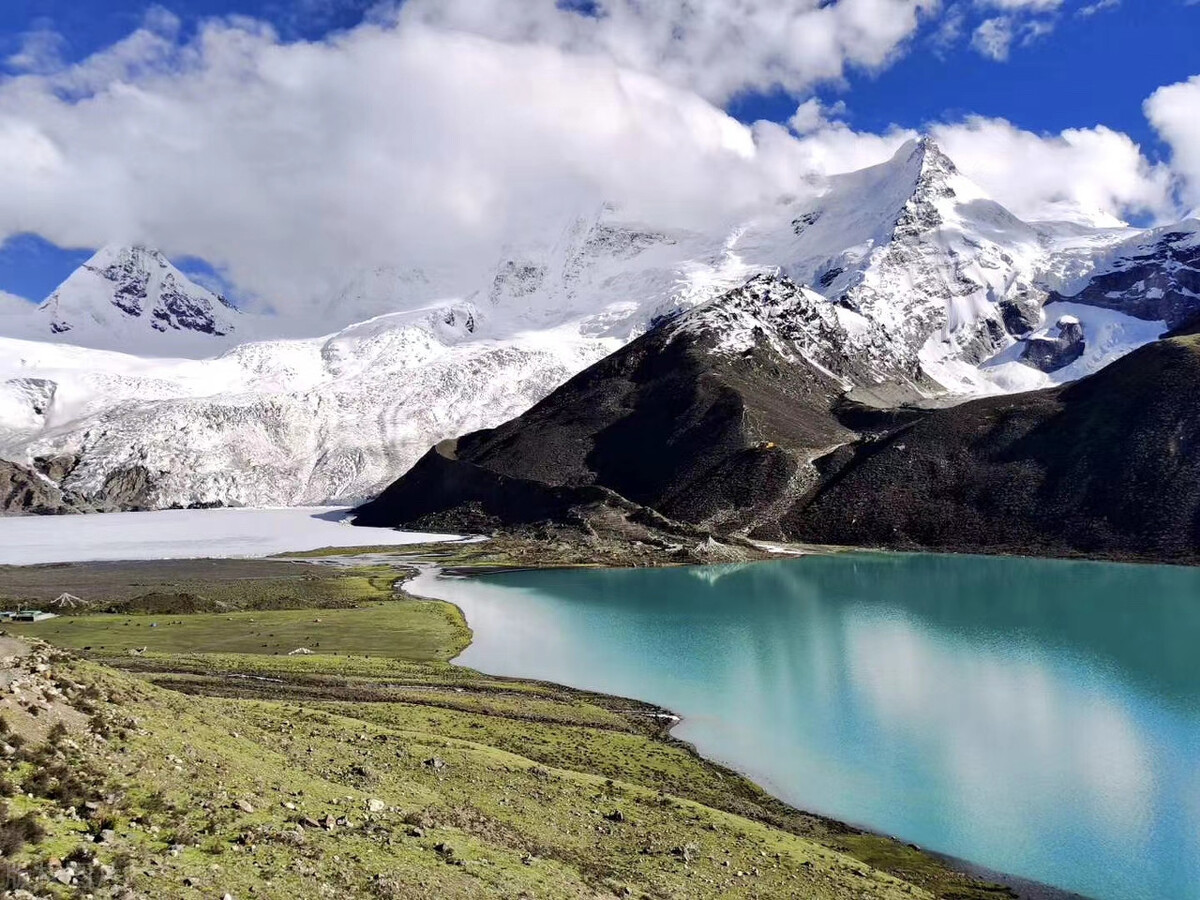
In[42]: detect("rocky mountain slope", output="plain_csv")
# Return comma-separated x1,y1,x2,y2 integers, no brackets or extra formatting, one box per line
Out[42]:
783,328,1200,562
353,274,929,534
357,279,1200,563
3,245,242,355
2,139,1195,512
1048,219,1200,327
0,458,85,515
0,319,610,509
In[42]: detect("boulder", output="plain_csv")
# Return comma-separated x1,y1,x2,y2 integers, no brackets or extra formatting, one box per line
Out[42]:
1022,315,1085,373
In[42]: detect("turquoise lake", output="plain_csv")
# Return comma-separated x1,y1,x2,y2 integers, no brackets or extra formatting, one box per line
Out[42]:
416,553,1200,900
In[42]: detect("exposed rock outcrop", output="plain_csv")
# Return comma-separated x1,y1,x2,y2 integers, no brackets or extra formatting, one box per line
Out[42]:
1021,315,1085,372
998,295,1043,337
0,459,84,516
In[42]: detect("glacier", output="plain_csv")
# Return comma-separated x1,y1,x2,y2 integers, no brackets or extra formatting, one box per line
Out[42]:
0,138,1185,511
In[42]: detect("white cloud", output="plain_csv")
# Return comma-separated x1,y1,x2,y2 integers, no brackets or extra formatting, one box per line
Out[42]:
929,117,1174,224
1019,17,1057,46
788,98,848,135
929,3,968,56
0,16,818,309
971,16,1015,59
976,0,1061,8
774,116,1173,225
0,9,1185,316
5,26,68,75
1145,75,1200,211
970,12,1057,60
1078,0,1120,16
398,0,941,104
0,290,32,320
766,121,918,177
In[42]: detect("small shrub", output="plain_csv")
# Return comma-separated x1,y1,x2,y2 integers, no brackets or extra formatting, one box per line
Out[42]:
87,810,119,836
164,823,197,847
21,760,105,811
0,811,45,855
88,713,113,740
63,845,95,867
111,850,133,877
46,722,68,745
141,790,169,815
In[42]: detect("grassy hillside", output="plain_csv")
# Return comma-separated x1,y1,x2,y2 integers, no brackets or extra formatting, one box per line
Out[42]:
0,558,400,613
9,601,467,660
1,552,1017,899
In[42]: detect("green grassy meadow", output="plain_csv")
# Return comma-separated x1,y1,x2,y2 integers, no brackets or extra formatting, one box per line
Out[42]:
10,599,469,661
0,549,1016,899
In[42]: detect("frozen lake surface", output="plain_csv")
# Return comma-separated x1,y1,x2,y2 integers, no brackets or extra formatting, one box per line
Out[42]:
0,507,454,565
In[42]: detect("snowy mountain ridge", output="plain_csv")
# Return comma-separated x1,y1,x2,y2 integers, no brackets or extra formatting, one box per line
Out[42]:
1048,218,1200,328
0,138,1192,511
672,272,924,394
7,245,244,356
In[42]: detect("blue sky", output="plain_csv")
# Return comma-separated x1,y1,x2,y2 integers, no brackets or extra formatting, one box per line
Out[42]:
732,2,1200,164
1,0,381,301
1,0,1198,306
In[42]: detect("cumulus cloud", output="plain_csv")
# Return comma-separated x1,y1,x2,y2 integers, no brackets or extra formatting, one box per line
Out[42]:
929,118,1174,224
771,116,1172,225
5,26,68,75
1145,75,1200,211
398,0,940,104
0,8,1186,317
788,98,848,134
0,15,815,309
971,17,1015,59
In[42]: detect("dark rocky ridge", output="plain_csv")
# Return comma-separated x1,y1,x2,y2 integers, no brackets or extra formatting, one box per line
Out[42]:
1052,222,1200,329
1,455,160,516
1021,315,1086,373
355,275,879,535
358,279,1200,564
0,460,85,516
787,333,1200,563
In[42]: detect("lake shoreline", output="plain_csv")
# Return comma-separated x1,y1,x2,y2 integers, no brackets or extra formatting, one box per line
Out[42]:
402,557,1096,900
0,528,1130,900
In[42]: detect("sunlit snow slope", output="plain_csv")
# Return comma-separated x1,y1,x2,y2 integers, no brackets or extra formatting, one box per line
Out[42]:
0,139,1188,510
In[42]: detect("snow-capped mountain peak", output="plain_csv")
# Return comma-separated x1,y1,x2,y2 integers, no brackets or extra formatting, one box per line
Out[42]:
672,272,922,391
0,142,1189,512
771,137,1054,388
29,245,241,355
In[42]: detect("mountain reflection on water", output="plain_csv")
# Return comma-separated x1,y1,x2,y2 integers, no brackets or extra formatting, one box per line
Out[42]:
417,553,1200,900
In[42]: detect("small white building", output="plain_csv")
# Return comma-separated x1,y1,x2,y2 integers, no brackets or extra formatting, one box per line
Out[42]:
0,610,57,623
